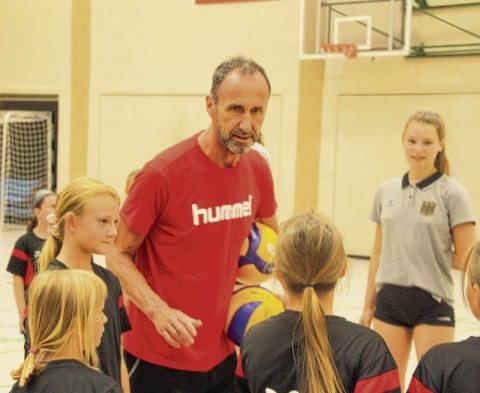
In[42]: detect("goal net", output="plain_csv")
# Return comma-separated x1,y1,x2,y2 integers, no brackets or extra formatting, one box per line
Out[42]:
0,111,53,230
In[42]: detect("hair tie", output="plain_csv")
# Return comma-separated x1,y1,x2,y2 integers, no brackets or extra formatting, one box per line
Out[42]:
46,213,60,239
304,284,315,288
28,348,39,355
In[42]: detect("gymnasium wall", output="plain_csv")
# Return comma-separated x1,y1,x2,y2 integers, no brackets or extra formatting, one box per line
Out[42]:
0,1,71,90
87,0,300,221
0,0,300,222
1,0,479,244
0,0,72,187
318,55,480,256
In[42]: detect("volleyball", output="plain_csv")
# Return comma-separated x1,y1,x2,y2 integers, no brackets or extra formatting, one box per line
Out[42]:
237,222,278,285
225,285,284,346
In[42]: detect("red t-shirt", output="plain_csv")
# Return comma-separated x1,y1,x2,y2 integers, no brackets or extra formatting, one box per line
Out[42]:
121,132,277,372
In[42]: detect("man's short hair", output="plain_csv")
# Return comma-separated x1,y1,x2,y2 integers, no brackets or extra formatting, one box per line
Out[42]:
210,56,271,104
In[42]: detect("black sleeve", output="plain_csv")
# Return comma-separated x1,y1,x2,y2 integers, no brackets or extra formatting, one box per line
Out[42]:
6,237,29,277
353,334,401,393
111,276,131,333
407,356,438,393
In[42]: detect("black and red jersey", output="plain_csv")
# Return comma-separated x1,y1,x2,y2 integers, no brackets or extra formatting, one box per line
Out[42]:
11,359,122,393
408,336,480,393
47,259,131,385
7,231,45,292
238,310,400,393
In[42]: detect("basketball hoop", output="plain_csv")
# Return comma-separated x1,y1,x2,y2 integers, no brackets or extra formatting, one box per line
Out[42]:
320,44,358,76
320,43,358,59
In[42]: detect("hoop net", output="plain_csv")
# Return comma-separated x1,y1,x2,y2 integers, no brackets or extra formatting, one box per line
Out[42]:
320,44,358,76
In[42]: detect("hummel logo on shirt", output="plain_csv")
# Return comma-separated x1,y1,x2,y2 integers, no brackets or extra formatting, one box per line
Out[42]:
192,194,253,226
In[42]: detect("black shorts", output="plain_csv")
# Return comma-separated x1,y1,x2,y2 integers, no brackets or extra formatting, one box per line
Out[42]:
374,284,455,328
124,350,237,393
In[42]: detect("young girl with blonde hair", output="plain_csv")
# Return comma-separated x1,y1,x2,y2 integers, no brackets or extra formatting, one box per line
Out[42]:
10,269,122,392
407,240,480,392
239,212,400,393
37,177,131,392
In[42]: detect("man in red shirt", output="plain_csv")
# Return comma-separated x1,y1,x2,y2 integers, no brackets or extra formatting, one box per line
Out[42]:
107,56,278,393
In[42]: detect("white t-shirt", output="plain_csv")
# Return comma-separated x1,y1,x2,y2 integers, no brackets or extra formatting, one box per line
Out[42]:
250,142,271,167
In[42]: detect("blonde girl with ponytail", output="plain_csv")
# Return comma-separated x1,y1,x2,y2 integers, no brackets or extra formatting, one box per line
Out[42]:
239,212,400,393
35,177,131,392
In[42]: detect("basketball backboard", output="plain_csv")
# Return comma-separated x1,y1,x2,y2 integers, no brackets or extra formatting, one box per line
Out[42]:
300,0,414,59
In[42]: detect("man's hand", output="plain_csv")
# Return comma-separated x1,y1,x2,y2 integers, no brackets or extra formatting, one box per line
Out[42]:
153,303,203,348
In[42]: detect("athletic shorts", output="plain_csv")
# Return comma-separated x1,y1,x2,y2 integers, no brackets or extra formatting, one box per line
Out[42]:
124,350,237,393
374,284,455,328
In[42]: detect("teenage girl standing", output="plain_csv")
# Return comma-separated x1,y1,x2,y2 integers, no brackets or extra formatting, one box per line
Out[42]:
360,111,476,391
6,189,57,357
38,178,131,392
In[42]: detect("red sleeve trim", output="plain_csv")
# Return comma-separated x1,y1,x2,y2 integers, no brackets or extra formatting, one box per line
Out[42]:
25,261,35,287
354,369,401,393
12,249,35,286
236,352,245,378
12,249,29,261
118,294,124,309
406,377,435,393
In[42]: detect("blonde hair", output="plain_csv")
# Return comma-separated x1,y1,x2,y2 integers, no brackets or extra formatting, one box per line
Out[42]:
38,177,120,273
11,269,108,386
404,111,450,176
125,169,140,194
461,240,480,307
276,212,346,393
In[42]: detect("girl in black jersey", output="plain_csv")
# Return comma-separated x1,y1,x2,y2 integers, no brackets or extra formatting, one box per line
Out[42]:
10,269,122,393
408,240,480,393
238,212,400,393
6,189,57,357
37,178,131,392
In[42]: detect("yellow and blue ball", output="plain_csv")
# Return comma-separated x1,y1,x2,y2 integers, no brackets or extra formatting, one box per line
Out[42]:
237,222,278,285
225,285,284,346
